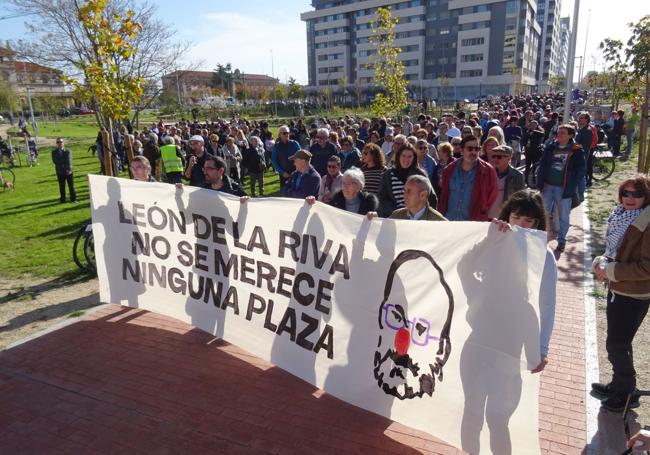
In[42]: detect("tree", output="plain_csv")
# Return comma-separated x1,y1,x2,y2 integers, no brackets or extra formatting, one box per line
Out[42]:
287,77,304,101
10,0,193,127
0,81,18,114
369,7,408,117
212,63,232,93
548,75,566,92
599,38,628,109
623,15,650,173
59,0,144,175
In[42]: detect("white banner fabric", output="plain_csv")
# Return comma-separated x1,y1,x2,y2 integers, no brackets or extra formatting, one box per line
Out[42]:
90,175,547,454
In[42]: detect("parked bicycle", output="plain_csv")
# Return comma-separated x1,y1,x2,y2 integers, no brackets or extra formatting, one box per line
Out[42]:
592,143,616,181
72,220,96,274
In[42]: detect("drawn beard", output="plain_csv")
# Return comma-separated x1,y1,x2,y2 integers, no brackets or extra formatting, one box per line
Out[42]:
373,343,437,400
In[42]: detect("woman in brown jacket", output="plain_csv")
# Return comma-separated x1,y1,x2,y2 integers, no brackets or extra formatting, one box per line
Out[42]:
591,175,650,412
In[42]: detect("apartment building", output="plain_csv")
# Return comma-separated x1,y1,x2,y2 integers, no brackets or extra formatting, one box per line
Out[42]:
535,0,563,91
301,0,543,99
558,16,571,78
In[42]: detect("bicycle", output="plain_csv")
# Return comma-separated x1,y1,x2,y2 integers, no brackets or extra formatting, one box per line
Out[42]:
592,143,616,182
0,166,15,191
72,220,96,274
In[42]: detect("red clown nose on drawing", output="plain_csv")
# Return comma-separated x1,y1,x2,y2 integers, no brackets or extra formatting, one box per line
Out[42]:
394,328,410,356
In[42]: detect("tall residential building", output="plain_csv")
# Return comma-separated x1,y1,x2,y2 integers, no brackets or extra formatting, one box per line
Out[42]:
558,16,571,78
301,0,541,99
535,0,564,91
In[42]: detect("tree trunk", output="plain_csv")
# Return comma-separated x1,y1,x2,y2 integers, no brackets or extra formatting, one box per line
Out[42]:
101,128,112,177
638,73,649,173
124,133,134,179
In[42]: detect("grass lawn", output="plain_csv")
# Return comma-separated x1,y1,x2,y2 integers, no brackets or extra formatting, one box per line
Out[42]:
0,117,283,279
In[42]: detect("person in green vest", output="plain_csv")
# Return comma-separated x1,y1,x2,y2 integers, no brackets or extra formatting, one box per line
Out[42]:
160,136,184,184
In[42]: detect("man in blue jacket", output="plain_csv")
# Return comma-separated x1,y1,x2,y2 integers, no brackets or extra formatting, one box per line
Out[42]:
536,124,586,252
271,125,300,192
282,150,321,199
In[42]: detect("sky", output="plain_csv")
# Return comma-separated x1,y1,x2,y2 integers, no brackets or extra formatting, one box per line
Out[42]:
1,0,649,84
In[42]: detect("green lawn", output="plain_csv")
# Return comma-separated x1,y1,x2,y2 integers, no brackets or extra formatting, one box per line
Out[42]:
0,130,282,279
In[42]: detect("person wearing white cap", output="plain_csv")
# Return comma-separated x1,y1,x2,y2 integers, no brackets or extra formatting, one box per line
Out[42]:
183,134,213,187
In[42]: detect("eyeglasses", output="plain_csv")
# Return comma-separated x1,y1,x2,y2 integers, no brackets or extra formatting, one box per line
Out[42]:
203,166,218,171
490,154,508,160
621,190,645,198
383,304,439,347
465,146,481,152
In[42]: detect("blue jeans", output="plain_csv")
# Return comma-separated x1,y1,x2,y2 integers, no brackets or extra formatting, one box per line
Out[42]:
542,185,571,245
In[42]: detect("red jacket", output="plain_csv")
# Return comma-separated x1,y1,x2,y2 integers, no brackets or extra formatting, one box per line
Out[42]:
438,158,498,221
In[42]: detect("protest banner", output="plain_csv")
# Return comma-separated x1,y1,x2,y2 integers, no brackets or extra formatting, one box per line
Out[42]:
90,175,548,454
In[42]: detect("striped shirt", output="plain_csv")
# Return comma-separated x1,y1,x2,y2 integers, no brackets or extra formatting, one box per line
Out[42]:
390,172,405,209
362,166,385,195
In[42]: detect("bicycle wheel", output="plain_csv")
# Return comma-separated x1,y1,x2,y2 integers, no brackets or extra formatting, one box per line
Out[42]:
592,157,615,181
83,230,96,274
0,167,15,190
72,223,90,271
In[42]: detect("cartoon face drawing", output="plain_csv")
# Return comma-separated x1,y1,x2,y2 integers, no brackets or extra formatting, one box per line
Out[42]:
374,250,454,400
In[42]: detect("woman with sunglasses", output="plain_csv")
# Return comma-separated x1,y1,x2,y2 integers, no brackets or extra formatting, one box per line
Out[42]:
591,175,650,412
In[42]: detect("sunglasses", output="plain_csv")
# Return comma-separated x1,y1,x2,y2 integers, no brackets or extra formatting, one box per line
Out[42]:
621,190,645,198
490,154,508,160
465,146,481,152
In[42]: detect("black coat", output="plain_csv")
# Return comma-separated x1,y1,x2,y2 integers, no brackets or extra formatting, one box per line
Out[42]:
329,190,378,215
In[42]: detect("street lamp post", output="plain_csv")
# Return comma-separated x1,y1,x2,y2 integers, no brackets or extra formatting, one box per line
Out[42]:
270,49,277,117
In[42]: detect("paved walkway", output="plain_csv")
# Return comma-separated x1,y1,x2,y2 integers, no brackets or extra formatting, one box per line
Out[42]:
0,208,594,454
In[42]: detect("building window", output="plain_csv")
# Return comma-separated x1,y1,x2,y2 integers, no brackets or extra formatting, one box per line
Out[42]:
460,69,483,77
461,37,485,46
461,53,484,62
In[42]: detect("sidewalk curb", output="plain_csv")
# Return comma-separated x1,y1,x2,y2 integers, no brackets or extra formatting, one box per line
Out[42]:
582,196,601,453
1,303,111,352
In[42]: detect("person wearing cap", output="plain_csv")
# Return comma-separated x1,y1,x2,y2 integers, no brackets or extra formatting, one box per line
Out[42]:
272,125,301,191
282,150,321,199
202,155,246,196
486,145,525,219
308,128,337,177
380,127,394,158
184,134,213,187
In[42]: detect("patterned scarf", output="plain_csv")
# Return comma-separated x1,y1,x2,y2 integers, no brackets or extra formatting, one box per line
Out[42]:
605,205,643,259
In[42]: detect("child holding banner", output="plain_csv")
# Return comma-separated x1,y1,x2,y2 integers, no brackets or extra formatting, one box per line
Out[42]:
492,189,557,373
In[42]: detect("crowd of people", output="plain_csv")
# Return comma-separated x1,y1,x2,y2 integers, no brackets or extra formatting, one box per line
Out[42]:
103,93,631,252
46,91,647,446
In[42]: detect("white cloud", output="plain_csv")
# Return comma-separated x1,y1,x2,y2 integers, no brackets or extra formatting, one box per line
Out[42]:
183,11,308,84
